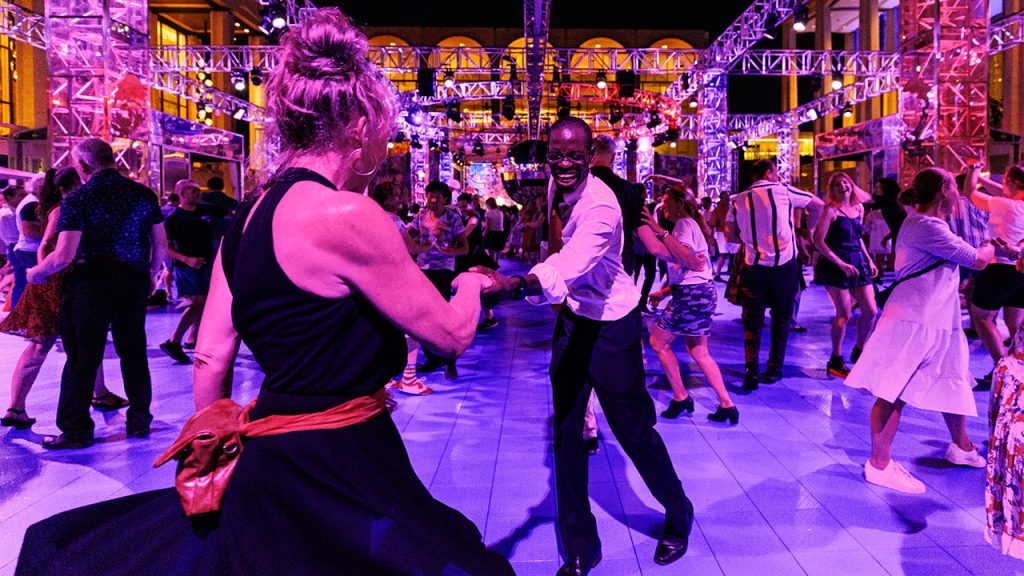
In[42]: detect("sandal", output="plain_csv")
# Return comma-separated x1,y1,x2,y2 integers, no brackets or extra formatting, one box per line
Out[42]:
91,392,130,411
1,408,36,430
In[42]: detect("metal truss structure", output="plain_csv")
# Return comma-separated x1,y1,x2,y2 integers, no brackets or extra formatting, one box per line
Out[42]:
899,0,988,182
47,0,152,179
148,68,266,123
730,72,900,143
732,50,899,77
665,0,803,102
149,44,279,72
0,1,45,50
414,81,517,105
990,11,1024,54
524,0,550,139
697,71,732,196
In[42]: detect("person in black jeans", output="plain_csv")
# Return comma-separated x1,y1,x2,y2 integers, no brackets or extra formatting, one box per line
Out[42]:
27,138,166,449
725,159,823,391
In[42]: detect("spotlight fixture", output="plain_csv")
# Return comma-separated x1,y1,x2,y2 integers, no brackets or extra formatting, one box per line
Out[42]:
443,71,455,89
204,104,214,114
445,100,463,123
646,110,661,129
250,67,263,86
842,103,854,118
831,56,844,90
272,14,287,29
557,95,570,119
203,117,214,126
472,137,485,156
232,106,246,120
501,94,516,121
609,105,623,125
669,141,677,149
596,71,607,90
831,77,844,91
502,55,519,83
793,4,809,32
726,140,738,150
666,126,681,141
552,66,562,85
688,97,698,109
197,108,208,120
806,108,819,121
231,68,248,92
197,71,207,83
410,135,422,149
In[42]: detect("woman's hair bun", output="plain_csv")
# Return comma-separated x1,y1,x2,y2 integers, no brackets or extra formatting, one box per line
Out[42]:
282,8,368,79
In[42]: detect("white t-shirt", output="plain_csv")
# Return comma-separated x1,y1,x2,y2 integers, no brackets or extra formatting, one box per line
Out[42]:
863,210,891,255
666,217,713,286
987,196,1024,265
0,206,17,247
13,193,40,253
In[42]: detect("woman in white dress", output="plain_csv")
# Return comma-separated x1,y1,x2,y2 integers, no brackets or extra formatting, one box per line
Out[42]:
846,167,996,494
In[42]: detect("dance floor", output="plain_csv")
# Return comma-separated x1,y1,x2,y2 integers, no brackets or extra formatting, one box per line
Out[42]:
0,262,1022,575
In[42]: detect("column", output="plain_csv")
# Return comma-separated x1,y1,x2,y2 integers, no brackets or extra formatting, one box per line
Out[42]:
46,0,152,180
780,20,800,186
814,0,834,134
210,10,233,130
1005,0,1024,138
858,0,881,120
410,144,428,204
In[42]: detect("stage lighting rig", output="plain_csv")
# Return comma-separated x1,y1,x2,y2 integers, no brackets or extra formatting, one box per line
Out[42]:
793,4,809,33
646,110,661,129
609,105,623,125
445,100,463,123
443,71,455,89
231,68,248,92
502,94,516,121
841,103,853,118
250,67,263,86
596,71,607,90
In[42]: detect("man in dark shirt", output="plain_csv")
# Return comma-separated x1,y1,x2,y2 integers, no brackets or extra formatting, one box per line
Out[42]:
28,138,166,449
159,179,213,364
200,176,238,255
589,135,645,276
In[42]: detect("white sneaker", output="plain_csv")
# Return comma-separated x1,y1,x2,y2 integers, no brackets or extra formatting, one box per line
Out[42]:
945,443,986,468
864,460,926,494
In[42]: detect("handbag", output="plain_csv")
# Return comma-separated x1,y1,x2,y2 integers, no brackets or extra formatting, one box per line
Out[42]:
154,390,391,516
875,260,944,310
725,246,748,306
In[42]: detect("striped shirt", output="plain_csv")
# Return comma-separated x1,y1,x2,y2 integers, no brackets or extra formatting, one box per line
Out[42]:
727,180,817,267
946,196,988,250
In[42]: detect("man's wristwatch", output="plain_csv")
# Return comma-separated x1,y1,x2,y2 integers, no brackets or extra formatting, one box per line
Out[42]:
510,275,527,300
658,230,670,241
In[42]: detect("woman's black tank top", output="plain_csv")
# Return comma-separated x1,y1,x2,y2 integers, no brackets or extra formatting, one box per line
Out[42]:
220,168,405,418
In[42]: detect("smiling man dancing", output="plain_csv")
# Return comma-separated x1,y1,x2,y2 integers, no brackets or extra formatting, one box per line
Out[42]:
476,116,693,576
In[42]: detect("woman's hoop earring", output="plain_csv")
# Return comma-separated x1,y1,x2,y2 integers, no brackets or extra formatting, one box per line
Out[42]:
350,148,378,177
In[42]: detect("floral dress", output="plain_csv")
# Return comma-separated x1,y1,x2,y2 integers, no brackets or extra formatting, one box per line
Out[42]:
987,327,1024,559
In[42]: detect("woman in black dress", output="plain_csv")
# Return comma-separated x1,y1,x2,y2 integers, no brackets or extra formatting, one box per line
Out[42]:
17,9,513,575
813,172,878,378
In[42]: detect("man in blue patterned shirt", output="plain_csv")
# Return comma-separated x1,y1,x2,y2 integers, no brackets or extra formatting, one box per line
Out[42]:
28,138,167,449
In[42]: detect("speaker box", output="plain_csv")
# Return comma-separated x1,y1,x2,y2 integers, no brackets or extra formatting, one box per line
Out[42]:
417,68,435,97
617,70,637,98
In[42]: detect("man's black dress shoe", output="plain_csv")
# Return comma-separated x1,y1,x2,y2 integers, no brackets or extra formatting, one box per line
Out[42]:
555,552,601,576
741,370,759,393
761,368,783,383
655,500,693,565
127,426,150,439
654,531,689,565
41,434,95,450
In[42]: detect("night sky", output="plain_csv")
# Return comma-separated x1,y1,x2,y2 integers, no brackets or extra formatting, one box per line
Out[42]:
330,0,788,114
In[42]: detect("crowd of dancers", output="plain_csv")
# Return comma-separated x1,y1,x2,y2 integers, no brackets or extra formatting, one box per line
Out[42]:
3,7,1024,575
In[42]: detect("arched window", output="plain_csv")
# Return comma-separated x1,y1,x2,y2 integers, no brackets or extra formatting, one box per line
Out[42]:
367,34,409,47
